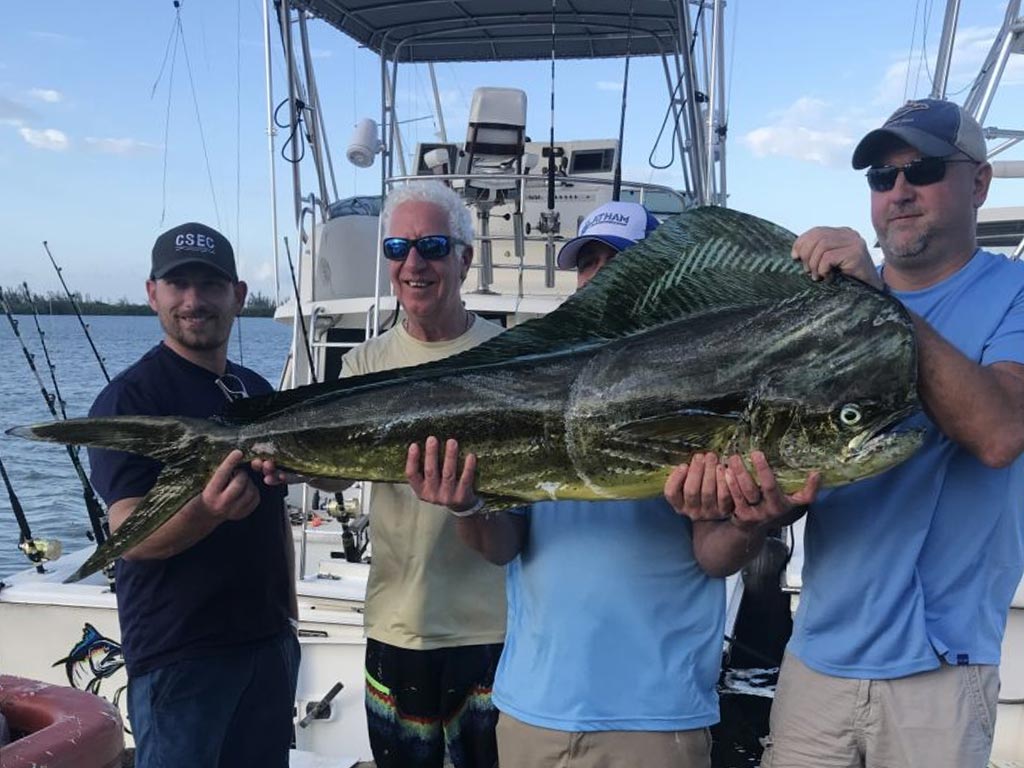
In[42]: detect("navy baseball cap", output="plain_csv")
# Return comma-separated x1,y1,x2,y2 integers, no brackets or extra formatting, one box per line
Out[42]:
557,201,660,270
852,98,986,169
151,222,237,281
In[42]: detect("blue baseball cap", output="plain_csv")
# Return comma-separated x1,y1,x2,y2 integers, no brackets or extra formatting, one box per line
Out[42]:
557,201,660,270
852,98,986,169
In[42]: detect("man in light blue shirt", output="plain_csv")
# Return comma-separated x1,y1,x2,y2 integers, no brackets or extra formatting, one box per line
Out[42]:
408,202,756,768
674,99,1024,768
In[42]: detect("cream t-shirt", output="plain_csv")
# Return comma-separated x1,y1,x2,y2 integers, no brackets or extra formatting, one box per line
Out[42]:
341,315,508,649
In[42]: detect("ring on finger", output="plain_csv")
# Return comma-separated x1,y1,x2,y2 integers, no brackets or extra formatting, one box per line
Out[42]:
748,491,763,506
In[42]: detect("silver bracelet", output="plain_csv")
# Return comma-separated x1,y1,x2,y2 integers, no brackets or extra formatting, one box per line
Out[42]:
448,497,486,518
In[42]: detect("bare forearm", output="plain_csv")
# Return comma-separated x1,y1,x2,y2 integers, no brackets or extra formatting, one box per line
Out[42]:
693,521,768,578
113,496,222,561
455,512,527,565
915,316,1024,467
692,501,806,578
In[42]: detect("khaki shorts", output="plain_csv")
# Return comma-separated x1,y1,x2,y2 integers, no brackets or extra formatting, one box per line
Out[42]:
496,712,712,768
761,651,999,768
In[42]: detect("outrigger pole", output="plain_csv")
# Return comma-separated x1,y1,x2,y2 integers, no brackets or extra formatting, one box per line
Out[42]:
262,0,282,305
0,291,109,549
42,242,111,384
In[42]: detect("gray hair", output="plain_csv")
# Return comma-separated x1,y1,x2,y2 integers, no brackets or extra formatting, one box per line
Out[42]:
381,181,474,247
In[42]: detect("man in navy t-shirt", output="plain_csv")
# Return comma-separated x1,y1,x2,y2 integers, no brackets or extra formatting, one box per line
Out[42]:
88,222,299,768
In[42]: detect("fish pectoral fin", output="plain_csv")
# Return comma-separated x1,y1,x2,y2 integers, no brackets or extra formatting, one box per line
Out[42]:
64,459,207,583
616,409,742,450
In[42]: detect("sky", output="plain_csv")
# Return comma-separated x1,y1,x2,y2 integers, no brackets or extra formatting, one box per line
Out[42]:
1,0,1021,303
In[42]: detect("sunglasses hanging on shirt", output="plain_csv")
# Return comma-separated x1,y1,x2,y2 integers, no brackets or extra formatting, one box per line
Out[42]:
215,373,249,402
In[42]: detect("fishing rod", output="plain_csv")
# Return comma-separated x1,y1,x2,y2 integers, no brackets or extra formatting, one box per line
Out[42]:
0,455,60,574
611,0,636,202
42,241,111,383
21,282,70,421
0,290,109,549
545,0,557,217
283,236,318,384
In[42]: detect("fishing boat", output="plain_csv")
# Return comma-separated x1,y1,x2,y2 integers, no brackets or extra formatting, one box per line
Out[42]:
1,1,1022,766
0,1,739,765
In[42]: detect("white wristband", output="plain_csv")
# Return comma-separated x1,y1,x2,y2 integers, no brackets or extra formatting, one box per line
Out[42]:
448,497,486,518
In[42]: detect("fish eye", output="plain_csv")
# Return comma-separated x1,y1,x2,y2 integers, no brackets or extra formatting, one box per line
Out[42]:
839,404,862,427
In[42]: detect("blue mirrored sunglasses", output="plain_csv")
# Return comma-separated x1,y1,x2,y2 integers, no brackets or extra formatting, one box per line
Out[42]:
382,235,462,261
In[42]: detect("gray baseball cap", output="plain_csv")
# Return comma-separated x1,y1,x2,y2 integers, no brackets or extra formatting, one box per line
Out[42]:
852,98,986,169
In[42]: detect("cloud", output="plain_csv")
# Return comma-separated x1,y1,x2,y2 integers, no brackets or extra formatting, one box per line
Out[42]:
596,81,623,91
876,24,1024,107
311,48,333,60
29,88,62,103
84,137,160,155
252,259,276,283
19,127,69,151
30,31,75,43
742,97,859,167
944,25,1024,89
0,96,37,126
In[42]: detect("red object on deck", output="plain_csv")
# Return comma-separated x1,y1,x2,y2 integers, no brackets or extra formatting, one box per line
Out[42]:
0,675,124,768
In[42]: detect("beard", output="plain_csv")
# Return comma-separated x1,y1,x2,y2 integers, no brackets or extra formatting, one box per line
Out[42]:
878,214,932,264
159,311,233,352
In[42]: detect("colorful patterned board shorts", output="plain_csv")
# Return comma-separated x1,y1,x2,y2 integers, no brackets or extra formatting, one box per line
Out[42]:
364,638,503,768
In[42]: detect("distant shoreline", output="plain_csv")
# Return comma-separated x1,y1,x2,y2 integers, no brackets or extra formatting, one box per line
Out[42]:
2,287,277,318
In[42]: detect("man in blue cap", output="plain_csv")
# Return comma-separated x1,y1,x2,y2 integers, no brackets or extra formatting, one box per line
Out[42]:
407,200,733,768
673,98,1024,767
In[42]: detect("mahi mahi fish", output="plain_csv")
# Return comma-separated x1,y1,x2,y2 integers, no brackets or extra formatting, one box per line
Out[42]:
8,206,923,582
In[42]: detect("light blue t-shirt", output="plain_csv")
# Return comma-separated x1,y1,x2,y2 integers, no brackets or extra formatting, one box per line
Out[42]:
492,498,725,732
789,249,1024,678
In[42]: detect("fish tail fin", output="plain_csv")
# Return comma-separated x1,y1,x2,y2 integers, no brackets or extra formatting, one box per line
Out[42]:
65,456,210,583
7,415,234,464
7,416,240,584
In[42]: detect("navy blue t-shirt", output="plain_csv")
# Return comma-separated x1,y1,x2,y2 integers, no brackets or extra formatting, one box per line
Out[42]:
88,343,290,677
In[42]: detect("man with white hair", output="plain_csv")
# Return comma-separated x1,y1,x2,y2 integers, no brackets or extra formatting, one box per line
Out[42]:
345,182,506,768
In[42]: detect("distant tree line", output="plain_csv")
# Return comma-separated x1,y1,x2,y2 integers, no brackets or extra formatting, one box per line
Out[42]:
1,287,278,318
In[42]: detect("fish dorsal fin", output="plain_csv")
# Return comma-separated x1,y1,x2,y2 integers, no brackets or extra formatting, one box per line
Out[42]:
224,207,825,423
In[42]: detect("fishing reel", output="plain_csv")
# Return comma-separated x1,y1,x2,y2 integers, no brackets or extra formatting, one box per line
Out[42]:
19,537,62,565
324,495,359,522
328,493,368,564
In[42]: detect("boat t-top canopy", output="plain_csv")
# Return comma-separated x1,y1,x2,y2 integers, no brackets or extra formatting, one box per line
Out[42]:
288,0,686,62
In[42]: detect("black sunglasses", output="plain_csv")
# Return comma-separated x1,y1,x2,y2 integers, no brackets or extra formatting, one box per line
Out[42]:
865,156,976,192
382,235,463,262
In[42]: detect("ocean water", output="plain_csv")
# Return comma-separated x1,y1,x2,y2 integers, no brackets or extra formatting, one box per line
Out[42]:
0,314,292,578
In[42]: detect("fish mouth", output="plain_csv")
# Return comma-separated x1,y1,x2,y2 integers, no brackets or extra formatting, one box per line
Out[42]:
845,407,924,463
